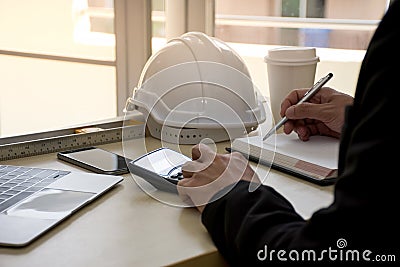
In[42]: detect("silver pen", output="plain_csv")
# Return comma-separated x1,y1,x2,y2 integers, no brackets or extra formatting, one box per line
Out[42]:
263,72,333,141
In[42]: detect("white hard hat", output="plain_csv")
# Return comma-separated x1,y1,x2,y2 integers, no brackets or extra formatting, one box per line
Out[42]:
124,32,266,144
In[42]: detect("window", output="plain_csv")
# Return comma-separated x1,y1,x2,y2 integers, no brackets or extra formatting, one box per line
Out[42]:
0,0,114,137
150,0,391,98
214,0,388,50
0,0,151,139
213,0,390,97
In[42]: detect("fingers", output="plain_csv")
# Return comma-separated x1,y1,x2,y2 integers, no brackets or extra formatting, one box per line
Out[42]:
285,102,328,121
280,87,336,119
283,119,339,141
182,160,207,175
181,168,193,178
280,89,310,117
178,151,260,212
279,87,347,141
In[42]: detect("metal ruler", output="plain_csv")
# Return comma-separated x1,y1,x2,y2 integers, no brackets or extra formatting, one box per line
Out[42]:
0,117,145,161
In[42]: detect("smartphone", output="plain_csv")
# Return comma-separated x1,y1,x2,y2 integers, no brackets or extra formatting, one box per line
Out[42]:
128,147,191,193
57,147,129,175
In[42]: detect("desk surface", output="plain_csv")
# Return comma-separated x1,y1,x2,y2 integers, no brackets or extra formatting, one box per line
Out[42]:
0,137,334,267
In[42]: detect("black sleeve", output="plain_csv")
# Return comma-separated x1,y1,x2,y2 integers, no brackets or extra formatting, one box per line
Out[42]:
202,181,307,266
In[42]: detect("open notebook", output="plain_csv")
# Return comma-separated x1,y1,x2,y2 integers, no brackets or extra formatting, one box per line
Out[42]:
231,132,340,185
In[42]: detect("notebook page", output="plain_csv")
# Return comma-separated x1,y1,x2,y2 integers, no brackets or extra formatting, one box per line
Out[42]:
248,132,339,169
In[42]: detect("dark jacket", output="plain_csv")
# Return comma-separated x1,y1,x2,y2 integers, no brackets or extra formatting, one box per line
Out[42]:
201,1,400,265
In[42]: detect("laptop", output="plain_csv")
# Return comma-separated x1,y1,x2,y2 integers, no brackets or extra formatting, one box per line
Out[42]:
0,164,123,247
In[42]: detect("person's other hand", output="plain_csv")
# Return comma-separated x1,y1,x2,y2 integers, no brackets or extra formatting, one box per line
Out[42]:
280,87,354,141
177,143,260,213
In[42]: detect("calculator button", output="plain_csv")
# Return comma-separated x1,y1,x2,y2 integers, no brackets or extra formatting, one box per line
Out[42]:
169,172,183,180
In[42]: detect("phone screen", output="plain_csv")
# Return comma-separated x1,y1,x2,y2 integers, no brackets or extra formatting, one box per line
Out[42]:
58,147,129,174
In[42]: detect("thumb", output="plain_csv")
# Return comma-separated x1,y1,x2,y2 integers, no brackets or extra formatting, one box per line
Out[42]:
196,143,216,163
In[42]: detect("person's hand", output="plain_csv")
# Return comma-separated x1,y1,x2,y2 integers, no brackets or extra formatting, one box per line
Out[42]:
280,87,354,141
177,143,260,213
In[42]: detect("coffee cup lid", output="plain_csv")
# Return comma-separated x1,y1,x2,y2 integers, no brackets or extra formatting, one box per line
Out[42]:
264,47,319,65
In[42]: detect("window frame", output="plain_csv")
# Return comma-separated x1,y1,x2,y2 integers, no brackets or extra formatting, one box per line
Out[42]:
115,0,152,115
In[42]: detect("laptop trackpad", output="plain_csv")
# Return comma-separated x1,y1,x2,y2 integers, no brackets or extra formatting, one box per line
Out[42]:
5,189,95,220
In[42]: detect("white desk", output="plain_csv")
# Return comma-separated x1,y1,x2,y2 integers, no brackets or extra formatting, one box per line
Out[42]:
0,137,334,267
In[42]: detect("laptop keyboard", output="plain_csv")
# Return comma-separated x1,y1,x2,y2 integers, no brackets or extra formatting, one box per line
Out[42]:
0,165,71,212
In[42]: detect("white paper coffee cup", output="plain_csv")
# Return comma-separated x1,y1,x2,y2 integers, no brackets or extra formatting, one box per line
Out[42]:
264,47,319,123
